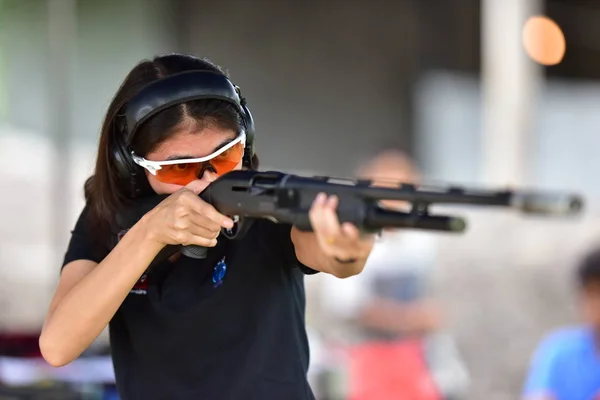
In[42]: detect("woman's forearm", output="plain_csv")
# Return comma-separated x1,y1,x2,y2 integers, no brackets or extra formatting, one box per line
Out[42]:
39,217,163,367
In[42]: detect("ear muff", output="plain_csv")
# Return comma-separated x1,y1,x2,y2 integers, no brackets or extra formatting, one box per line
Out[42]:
112,70,257,191
112,137,135,181
110,114,144,197
111,70,255,193
236,88,255,168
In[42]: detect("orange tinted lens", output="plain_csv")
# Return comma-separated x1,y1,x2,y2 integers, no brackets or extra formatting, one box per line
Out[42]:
211,141,244,174
154,141,245,185
155,163,205,186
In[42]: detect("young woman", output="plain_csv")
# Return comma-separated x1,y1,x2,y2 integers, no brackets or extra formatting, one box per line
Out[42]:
39,53,375,399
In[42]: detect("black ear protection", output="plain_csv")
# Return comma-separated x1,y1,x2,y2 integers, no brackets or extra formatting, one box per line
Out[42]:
112,70,256,185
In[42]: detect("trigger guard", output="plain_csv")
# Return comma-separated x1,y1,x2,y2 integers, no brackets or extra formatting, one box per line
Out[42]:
222,216,241,239
222,225,238,239
221,216,253,240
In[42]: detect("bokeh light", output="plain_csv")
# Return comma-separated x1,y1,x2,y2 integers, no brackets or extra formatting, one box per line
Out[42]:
522,16,566,66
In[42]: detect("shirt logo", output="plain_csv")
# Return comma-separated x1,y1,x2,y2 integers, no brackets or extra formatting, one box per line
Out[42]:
117,229,149,296
130,273,148,295
212,257,227,288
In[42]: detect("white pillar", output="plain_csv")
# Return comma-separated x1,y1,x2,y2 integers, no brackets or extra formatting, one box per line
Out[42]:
47,0,77,263
481,0,544,186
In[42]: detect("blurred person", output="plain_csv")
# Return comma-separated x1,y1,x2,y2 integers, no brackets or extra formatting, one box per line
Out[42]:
38,53,376,400
316,150,469,400
522,248,600,400
351,150,440,341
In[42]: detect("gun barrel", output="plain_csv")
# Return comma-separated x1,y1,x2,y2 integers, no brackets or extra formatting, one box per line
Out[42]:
510,192,583,215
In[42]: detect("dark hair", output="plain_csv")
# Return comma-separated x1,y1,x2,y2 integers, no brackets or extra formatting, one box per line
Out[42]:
577,248,600,288
84,53,259,251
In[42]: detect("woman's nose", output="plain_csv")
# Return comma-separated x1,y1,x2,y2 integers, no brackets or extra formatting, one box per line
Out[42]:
196,163,217,182
199,166,219,183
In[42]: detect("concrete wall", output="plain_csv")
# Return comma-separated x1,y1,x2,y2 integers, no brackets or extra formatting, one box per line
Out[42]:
180,0,419,176
0,0,179,331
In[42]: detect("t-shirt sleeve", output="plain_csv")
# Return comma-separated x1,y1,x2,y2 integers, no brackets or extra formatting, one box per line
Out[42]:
272,222,319,275
522,334,561,398
62,205,106,269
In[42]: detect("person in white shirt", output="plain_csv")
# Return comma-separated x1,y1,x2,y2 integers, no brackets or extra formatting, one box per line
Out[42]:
314,149,469,400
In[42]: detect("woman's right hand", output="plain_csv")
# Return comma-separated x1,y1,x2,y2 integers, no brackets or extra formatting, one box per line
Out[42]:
142,180,235,248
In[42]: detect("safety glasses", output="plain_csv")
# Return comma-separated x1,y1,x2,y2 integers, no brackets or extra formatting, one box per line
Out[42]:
131,133,245,186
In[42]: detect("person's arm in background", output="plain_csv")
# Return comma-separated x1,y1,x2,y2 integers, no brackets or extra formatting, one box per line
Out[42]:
357,297,440,336
521,335,560,400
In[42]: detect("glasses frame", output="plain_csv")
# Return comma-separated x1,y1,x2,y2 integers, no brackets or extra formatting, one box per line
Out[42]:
130,132,246,176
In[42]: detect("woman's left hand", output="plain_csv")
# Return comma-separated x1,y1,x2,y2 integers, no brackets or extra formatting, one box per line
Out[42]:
308,193,375,264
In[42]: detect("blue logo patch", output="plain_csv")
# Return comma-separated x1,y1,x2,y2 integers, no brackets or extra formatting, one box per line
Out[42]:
212,257,227,288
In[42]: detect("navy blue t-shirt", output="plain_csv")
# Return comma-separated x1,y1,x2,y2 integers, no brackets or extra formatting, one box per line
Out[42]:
62,205,318,400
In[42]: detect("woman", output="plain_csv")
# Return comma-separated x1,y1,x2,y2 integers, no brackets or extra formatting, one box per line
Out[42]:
39,53,375,400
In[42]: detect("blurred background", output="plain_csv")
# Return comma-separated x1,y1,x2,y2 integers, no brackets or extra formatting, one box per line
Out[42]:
1,0,599,399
